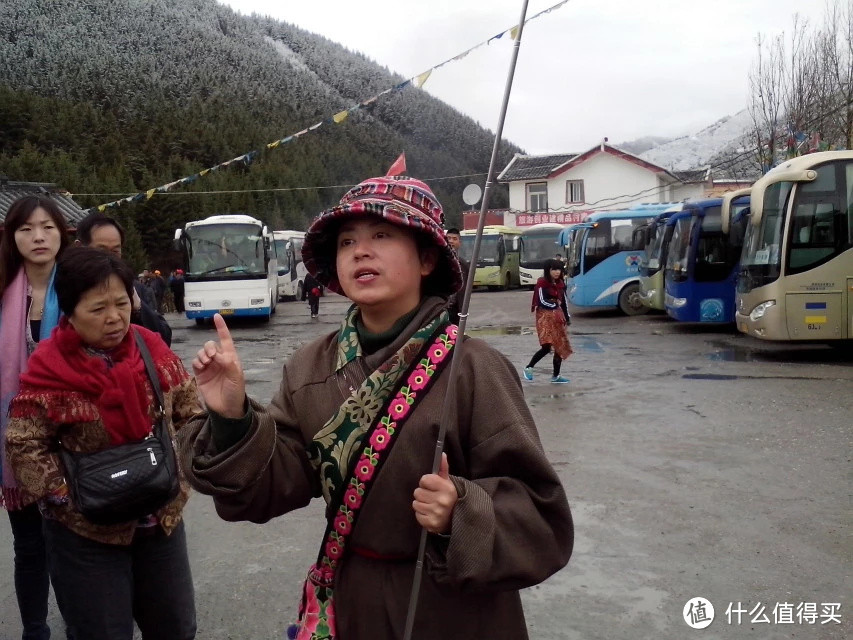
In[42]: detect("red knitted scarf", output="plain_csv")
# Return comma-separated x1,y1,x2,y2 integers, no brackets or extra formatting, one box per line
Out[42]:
17,319,184,445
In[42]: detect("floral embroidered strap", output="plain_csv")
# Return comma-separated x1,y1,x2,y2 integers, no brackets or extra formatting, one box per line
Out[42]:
287,323,459,640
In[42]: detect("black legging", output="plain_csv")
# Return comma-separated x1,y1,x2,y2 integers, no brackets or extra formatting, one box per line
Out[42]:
527,344,562,377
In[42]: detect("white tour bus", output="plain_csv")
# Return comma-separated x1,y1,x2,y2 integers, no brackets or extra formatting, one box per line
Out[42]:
273,230,307,300
174,214,277,323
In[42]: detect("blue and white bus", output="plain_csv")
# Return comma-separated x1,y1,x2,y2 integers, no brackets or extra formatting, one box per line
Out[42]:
664,197,750,323
174,214,278,324
562,204,673,315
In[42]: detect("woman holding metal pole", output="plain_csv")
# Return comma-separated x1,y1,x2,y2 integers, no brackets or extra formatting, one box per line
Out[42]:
178,172,572,639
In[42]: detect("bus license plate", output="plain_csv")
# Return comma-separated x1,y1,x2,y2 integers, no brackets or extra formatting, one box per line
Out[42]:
219,309,234,315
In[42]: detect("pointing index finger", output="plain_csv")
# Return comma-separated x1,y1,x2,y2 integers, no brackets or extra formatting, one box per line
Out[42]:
212,313,236,353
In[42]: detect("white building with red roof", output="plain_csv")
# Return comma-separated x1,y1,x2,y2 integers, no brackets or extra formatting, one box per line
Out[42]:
488,141,709,229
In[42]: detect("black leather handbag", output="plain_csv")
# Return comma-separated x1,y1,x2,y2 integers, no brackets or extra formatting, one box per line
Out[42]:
59,330,180,526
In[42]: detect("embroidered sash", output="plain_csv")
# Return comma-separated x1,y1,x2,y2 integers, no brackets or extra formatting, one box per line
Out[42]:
288,316,459,640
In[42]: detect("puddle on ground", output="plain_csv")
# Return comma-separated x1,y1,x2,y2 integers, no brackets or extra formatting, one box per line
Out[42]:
682,373,740,381
704,339,852,365
467,326,528,336
574,337,605,352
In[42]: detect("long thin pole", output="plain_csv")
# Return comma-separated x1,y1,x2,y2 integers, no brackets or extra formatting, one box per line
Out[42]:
402,2,531,638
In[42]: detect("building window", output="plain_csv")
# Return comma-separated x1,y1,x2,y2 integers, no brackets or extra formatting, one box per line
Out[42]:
566,180,585,203
526,182,548,212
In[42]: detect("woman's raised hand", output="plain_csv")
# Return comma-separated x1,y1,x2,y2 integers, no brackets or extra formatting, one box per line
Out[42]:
192,314,246,418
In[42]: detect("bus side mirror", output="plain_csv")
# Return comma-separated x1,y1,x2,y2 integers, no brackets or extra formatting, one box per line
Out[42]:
173,229,182,251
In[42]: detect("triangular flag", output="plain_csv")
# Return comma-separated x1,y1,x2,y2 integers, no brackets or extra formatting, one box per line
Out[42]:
510,26,519,40
386,153,407,177
333,110,349,124
414,69,432,88
146,188,156,200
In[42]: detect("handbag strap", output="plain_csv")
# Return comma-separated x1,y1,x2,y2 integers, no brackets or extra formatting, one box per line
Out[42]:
133,329,165,414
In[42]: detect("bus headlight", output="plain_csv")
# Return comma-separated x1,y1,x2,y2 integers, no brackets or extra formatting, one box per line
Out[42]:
749,300,776,321
186,301,202,309
250,297,266,305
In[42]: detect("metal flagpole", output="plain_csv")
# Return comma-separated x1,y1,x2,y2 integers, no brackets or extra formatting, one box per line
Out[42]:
402,1,531,637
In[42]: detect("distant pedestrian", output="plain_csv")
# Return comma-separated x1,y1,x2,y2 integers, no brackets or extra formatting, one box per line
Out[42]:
524,259,572,383
301,272,323,318
151,270,167,312
445,228,469,324
171,269,185,313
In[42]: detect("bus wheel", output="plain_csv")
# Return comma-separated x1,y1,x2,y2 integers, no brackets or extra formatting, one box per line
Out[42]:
618,283,648,316
194,318,205,326
296,281,304,301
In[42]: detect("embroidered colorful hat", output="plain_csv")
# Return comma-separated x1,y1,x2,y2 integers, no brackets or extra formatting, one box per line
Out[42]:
302,176,462,297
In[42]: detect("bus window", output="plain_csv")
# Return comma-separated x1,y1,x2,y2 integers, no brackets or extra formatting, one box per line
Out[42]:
787,160,853,274
611,221,633,251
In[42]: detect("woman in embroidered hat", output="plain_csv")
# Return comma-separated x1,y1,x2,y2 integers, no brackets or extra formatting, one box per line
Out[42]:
180,175,572,640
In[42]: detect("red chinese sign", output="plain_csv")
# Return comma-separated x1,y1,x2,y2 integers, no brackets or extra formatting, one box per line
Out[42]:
515,212,589,226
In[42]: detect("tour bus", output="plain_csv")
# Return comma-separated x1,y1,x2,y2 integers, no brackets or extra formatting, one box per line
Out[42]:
174,214,278,323
273,230,307,300
663,196,751,323
637,204,685,311
519,223,567,287
562,204,673,314
732,151,853,342
458,225,521,289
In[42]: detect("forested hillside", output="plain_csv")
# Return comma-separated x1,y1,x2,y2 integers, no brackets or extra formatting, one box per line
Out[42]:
0,0,520,267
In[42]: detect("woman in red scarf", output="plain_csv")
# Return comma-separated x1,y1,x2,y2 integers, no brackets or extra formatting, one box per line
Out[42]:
5,247,201,640
523,259,573,383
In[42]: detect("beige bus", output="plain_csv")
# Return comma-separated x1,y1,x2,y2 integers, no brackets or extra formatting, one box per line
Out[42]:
732,151,853,342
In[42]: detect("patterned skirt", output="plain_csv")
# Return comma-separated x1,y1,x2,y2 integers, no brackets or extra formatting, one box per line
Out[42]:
535,308,573,360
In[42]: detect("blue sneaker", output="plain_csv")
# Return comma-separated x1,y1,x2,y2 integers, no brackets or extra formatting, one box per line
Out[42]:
550,376,570,384
522,367,534,381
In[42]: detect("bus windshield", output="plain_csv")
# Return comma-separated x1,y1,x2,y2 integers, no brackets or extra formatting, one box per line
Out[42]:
665,216,692,282
738,181,791,292
186,223,266,276
274,239,289,273
691,208,731,282
520,232,560,265
459,235,501,265
645,223,673,274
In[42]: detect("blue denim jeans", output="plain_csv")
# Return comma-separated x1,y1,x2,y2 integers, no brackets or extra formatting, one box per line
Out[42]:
43,518,196,640
7,503,51,640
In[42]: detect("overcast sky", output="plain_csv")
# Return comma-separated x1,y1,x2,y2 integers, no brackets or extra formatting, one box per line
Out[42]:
220,0,828,155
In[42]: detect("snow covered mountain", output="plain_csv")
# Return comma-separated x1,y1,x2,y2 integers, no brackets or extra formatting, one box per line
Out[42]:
630,109,754,172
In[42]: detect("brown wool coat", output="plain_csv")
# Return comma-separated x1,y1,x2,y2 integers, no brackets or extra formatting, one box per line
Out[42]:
6,351,202,545
179,298,573,639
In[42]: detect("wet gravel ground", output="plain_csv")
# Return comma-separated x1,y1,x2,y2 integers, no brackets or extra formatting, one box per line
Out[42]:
2,290,850,639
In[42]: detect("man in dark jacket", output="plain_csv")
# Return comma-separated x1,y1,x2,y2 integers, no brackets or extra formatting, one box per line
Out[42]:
445,228,469,324
74,213,173,346
170,269,186,312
